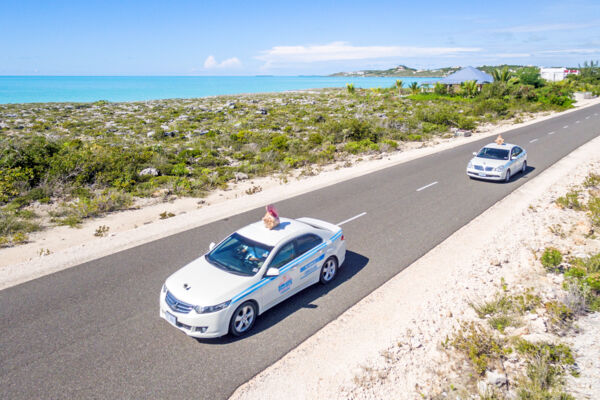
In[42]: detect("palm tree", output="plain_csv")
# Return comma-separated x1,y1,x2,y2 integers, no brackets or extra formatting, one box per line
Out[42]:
461,80,478,97
409,81,420,94
491,66,512,83
346,83,355,94
395,79,403,94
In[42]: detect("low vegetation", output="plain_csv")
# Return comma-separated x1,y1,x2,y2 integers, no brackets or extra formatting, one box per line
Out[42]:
444,170,600,398
0,64,597,246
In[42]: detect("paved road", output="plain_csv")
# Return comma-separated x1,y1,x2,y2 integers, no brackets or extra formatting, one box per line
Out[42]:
2,104,599,399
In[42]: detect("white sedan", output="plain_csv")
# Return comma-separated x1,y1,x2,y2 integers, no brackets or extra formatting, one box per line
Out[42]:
466,142,527,182
159,217,346,338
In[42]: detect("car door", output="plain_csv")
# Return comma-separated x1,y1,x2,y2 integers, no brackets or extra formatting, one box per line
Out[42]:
258,241,299,311
293,234,326,288
514,146,525,169
510,147,520,170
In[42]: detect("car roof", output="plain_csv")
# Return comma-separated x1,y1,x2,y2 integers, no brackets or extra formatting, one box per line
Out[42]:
236,217,312,247
481,142,519,150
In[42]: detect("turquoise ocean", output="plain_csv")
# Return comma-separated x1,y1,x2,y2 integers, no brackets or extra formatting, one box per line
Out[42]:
0,76,439,104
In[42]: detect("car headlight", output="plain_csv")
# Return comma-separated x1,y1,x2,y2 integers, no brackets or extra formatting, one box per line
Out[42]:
467,161,473,168
194,300,231,314
162,284,167,294
494,165,505,172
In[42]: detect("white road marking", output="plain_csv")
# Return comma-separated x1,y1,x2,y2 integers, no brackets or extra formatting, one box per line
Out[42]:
548,131,555,135
586,116,591,119
576,120,580,124
416,181,438,192
563,125,569,129
337,212,367,226
529,138,538,143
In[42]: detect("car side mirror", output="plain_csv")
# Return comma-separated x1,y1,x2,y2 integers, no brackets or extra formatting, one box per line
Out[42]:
209,242,216,251
472,152,477,156
265,267,280,277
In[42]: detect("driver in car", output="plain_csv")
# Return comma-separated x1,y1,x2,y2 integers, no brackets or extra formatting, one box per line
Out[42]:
239,245,268,265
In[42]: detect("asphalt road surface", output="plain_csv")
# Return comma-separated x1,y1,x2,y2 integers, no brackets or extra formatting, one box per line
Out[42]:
2,104,600,399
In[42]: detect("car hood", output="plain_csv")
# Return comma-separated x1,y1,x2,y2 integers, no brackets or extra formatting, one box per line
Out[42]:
470,157,508,168
165,256,255,306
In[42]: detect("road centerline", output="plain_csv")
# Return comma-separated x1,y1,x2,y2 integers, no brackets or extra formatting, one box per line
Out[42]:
416,181,438,192
548,131,555,135
563,125,569,129
337,212,367,226
530,138,539,143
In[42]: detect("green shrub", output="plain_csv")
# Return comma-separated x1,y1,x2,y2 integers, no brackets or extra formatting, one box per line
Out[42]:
588,196,600,227
451,321,506,375
308,133,323,145
555,191,582,210
473,99,509,116
541,248,562,271
583,173,600,188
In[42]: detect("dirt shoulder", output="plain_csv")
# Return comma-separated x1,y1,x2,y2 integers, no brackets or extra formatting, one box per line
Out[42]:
0,98,599,293
230,128,600,397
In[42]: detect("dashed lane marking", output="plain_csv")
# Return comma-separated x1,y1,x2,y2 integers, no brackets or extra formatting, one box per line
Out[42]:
416,181,438,192
529,138,538,143
548,131,555,135
563,125,569,129
337,212,367,226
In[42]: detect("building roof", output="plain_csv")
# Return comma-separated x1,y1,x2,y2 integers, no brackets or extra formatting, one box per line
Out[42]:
439,66,494,84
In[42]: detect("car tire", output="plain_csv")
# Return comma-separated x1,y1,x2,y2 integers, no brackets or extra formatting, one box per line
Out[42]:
320,257,338,284
504,169,511,183
229,301,257,337
521,161,527,174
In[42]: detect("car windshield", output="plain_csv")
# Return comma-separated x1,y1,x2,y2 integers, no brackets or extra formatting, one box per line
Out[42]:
477,147,509,160
206,232,273,277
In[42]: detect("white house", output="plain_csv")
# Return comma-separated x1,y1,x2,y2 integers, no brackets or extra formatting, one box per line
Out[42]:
540,67,579,82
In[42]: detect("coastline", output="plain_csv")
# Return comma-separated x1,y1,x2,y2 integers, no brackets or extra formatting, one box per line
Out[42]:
0,76,437,104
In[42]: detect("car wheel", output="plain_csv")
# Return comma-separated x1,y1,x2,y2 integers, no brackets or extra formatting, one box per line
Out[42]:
521,161,527,174
229,301,257,337
320,257,338,284
505,169,511,183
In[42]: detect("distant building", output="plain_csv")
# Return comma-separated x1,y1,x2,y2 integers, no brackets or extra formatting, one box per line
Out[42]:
438,66,494,85
540,67,580,82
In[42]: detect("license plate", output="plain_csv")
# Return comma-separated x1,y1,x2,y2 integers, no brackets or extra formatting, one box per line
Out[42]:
479,173,486,177
165,311,177,326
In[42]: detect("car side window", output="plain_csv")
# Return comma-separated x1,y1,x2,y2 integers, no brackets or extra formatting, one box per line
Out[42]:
269,242,296,270
294,234,323,256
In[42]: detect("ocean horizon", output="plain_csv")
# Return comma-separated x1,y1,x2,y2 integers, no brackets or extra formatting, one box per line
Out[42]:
0,76,440,104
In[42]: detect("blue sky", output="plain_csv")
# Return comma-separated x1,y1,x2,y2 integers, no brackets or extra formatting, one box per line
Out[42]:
1,0,598,75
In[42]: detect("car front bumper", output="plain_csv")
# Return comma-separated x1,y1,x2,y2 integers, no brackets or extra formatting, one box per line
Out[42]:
466,168,504,181
159,291,231,338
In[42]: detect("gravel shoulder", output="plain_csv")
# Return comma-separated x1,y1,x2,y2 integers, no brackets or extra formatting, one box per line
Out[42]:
230,125,600,398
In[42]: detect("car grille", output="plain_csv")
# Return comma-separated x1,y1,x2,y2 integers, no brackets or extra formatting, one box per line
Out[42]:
474,165,494,172
165,291,193,314
474,165,483,171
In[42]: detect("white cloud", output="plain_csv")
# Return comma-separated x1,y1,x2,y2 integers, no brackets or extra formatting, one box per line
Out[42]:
255,41,481,66
492,53,532,58
204,55,242,69
496,22,595,33
538,48,600,55
204,55,218,69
